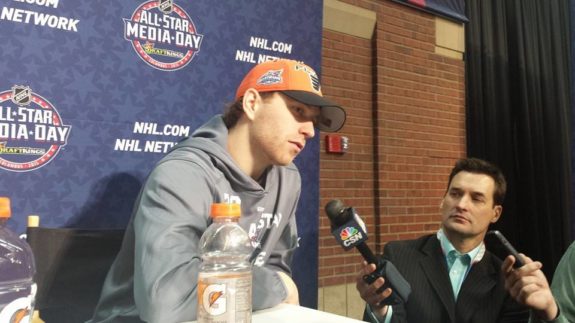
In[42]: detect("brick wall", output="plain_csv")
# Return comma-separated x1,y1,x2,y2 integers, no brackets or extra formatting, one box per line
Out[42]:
319,0,466,288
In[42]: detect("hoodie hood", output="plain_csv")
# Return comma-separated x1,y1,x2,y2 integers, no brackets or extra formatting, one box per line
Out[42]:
164,115,266,193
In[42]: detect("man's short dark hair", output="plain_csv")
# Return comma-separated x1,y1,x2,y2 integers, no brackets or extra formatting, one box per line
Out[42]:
222,92,274,129
447,158,507,206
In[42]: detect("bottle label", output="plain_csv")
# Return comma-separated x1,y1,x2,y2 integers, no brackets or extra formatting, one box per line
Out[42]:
197,271,252,323
0,283,36,323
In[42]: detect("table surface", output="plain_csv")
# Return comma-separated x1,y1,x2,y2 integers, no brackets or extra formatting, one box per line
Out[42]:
187,303,365,323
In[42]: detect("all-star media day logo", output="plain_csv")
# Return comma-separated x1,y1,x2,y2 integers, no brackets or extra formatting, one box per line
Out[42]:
124,0,203,71
0,86,71,172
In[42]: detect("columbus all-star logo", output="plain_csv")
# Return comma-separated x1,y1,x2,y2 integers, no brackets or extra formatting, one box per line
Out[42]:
257,69,283,86
123,0,203,71
0,86,71,172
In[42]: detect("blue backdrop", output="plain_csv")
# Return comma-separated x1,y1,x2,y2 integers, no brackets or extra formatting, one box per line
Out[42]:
0,0,321,308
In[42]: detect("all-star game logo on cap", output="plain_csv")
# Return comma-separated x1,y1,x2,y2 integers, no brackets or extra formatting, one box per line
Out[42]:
235,59,347,132
124,0,204,71
0,86,71,172
257,69,283,86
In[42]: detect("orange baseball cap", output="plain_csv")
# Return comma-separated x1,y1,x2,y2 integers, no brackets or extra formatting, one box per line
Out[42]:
235,59,346,132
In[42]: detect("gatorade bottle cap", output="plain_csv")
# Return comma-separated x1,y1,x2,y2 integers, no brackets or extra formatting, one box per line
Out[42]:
0,197,11,218
210,203,241,218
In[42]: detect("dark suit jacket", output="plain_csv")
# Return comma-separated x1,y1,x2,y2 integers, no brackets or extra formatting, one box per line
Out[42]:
363,234,528,323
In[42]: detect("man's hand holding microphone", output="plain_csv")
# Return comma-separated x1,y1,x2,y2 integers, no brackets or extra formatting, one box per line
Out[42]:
324,200,411,320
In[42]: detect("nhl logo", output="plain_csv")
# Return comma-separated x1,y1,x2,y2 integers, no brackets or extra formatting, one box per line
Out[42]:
158,0,173,14
11,85,31,106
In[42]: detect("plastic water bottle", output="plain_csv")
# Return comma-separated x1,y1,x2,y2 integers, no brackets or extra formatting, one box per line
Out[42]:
197,203,253,323
0,197,36,323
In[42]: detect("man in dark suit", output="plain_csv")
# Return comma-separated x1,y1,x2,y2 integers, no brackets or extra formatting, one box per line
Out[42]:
356,158,528,322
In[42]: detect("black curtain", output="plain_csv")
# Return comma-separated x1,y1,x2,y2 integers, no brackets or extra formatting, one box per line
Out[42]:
465,0,572,278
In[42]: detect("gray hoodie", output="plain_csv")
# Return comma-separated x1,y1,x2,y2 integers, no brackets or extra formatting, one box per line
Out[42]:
89,115,301,323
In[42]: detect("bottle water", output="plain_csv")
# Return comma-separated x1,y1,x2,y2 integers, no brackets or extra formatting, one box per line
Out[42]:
197,203,253,323
0,197,36,323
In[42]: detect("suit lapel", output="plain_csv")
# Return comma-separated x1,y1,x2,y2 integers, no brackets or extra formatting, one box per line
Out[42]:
455,254,498,321
419,237,457,322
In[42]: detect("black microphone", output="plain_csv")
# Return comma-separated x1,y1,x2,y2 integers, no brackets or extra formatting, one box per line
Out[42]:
324,199,381,266
325,199,411,305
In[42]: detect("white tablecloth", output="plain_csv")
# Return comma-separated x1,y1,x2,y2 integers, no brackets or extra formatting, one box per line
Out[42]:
187,303,365,323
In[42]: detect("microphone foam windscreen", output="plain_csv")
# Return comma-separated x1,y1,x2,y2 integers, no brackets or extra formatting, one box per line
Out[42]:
325,199,347,225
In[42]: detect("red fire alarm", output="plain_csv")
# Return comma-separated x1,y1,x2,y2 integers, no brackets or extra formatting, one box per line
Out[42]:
325,134,349,154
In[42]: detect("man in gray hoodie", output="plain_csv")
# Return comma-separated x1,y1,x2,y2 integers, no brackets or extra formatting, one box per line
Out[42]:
87,59,346,323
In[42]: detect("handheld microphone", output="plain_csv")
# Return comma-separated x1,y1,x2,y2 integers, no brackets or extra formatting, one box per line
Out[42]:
324,200,380,265
325,199,411,305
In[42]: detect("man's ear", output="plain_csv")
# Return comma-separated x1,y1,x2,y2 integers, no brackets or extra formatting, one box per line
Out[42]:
490,205,503,223
242,88,260,121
